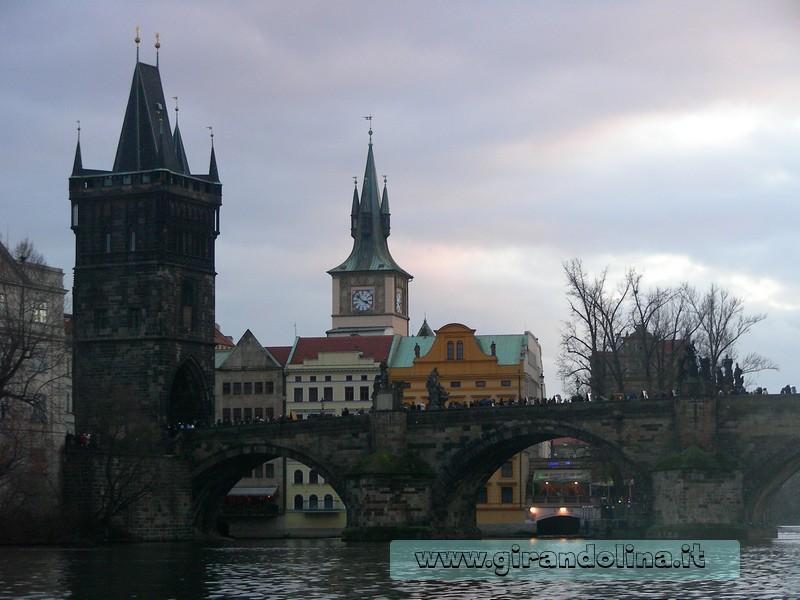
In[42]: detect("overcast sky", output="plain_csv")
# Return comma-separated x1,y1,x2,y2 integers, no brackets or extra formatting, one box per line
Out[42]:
2,1,800,396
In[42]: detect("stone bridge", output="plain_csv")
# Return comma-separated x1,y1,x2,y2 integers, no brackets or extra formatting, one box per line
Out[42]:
176,394,800,539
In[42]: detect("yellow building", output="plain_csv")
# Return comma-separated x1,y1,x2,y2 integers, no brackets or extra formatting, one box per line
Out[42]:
388,322,545,532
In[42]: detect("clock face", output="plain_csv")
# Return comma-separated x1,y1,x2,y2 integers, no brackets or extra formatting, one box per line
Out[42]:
352,289,374,312
395,289,403,312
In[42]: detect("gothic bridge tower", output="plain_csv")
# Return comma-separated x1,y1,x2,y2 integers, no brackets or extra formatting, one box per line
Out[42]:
328,128,412,336
69,33,221,438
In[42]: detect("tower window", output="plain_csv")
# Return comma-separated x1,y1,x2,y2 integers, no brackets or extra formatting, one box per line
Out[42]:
182,280,196,331
104,229,111,253
447,341,454,360
128,227,136,252
71,204,79,227
457,341,464,360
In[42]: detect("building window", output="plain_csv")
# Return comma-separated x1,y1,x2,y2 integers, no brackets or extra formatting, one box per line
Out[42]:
323,387,333,402
222,408,231,423
32,302,48,324
501,380,512,387
501,487,514,504
254,407,263,420
243,407,252,421
324,494,334,509
309,388,318,402
233,382,242,395
344,387,354,401
450,381,461,388
264,463,275,478
255,382,263,394
232,407,241,422
361,375,368,381
476,381,486,388
309,470,319,484
128,227,136,252
254,464,263,478
293,495,303,510
501,461,513,478
244,382,252,395
293,388,303,402
266,381,274,394
359,386,370,401
325,375,331,382
295,376,302,382
265,407,274,419
447,341,454,360
346,375,353,382
310,376,317,382
104,229,111,253
71,204,79,227
476,487,488,504
308,495,318,510
293,470,304,484
222,382,231,395
456,341,464,360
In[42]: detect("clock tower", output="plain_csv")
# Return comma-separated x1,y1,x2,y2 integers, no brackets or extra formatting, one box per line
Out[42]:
328,128,412,336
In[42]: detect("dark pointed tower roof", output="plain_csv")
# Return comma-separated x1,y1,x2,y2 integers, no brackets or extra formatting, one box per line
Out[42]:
113,58,179,173
72,138,83,177
329,130,410,277
208,140,219,182
172,100,190,175
417,318,434,337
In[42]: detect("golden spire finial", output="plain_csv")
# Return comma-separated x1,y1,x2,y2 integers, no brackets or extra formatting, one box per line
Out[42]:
77,120,81,141
135,26,141,61
155,33,160,66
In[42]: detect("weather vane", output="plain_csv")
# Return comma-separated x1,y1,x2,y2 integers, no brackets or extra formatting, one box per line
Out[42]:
364,114,373,142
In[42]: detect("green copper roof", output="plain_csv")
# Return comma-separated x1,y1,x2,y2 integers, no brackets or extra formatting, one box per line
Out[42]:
389,334,526,368
329,134,411,278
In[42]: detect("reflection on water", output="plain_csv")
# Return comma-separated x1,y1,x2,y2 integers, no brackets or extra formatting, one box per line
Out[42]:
0,528,799,599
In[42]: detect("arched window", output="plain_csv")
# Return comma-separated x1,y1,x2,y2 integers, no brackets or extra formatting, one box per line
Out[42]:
293,469,304,484
447,341,454,360
293,494,304,510
324,494,334,509
308,494,318,510
456,341,464,360
309,470,319,484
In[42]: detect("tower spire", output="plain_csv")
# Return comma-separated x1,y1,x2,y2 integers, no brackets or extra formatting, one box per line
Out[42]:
71,120,83,176
207,126,219,182
155,32,160,67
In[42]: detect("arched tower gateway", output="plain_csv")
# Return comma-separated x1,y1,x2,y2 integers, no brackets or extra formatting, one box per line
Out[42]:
328,128,412,336
69,34,222,439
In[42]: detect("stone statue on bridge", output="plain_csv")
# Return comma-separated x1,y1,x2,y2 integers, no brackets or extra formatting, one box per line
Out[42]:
426,367,449,410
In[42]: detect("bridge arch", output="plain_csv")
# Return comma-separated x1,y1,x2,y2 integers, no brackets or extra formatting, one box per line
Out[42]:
746,441,800,527
429,418,652,534
167,358,211,428
190,441,347,532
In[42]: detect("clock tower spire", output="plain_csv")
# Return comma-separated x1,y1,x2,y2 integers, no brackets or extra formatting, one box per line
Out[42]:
328,127,412,336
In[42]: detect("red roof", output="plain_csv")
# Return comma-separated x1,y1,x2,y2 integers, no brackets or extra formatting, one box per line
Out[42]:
289,336,394,365
214,324,235,348
265,346,292,367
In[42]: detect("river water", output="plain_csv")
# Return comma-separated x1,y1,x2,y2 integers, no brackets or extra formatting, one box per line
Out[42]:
1,527,799,599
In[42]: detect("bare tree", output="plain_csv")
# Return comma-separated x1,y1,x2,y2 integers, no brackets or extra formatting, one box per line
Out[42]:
557,259,632,399
689,283,776,380
0,238,71,539
75,391,160,539
558,260,775,397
